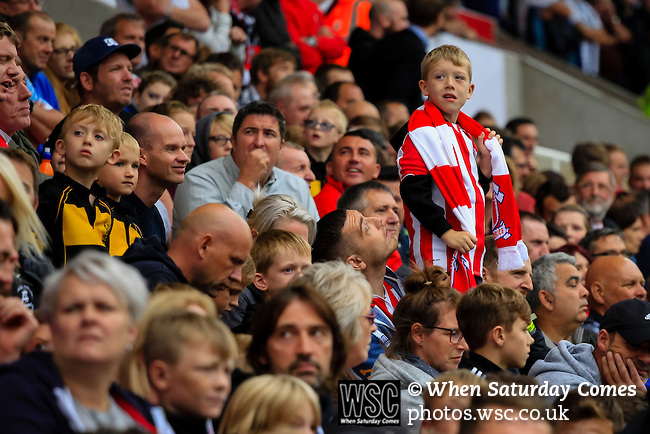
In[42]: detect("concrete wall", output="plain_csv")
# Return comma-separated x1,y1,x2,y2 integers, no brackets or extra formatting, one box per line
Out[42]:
520,56,650,164
45,0,115,43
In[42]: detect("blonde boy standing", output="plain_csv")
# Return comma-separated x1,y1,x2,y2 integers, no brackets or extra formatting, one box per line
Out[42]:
398,45,527,292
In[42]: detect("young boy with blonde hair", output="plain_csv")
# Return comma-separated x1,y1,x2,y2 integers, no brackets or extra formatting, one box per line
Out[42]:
37,104,122,266
456,283,534,376
302,99,347,185
144,310,237,434
97,131,143,256
398,44,527,292
222,229,311,333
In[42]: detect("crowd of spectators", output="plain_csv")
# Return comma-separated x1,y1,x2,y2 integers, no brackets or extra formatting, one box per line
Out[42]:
0,0,649,433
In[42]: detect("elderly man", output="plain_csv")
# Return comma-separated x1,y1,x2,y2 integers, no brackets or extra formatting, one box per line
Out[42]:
313,130,381,217
530,298,650,398
268,72,319,127
312,208,402,379
247,283,346,425
173,101,318,227
521,211,550,263
123,112,189,241
0,66,40,166
122,204,253,317
574,162,617,230
526,253,591,360
584,255,646,333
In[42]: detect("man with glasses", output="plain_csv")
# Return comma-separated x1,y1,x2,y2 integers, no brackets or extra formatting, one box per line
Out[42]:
531,298,650,399
574,162,618,230
142,32,198,79
584,255,646,334
312,208,403,379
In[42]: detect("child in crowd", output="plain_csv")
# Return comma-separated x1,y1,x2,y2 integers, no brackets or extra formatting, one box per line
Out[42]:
130,71,176,113
398,44,527,291
144,310,237,434
96,131,142,256
456,283,534,376
302,100,347,185
222,229,311,333
251,229,312,299
37,104,122,267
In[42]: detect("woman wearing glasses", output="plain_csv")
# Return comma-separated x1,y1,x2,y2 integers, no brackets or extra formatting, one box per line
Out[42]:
370,265,468,432
44,23,80,116
190,111,234,170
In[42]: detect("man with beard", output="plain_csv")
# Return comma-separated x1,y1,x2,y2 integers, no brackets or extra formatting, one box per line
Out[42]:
530,298,650,399
247,283,346,427
311,208,404,379
122,203,253,317
574,162,617,230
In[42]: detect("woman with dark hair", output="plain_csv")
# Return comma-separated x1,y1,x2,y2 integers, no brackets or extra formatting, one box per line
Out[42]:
370,266,467,432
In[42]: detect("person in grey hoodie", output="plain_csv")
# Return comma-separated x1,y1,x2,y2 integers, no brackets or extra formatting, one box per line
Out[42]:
370,266,467,433
530,298,650,399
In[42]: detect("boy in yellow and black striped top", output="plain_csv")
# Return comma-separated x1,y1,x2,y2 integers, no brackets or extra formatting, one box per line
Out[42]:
37,104,122,267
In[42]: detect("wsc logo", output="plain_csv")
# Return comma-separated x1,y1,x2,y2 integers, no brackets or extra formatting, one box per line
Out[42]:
338,380,400,426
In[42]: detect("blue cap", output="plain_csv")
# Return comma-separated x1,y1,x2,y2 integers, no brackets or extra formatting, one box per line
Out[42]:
73,36,141,79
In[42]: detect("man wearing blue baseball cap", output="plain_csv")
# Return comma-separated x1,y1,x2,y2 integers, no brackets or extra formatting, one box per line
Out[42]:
44,36,141,148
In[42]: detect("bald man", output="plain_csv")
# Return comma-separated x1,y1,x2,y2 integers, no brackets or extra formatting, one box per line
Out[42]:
122,203,253,316
123,112,189,240
583,256,646,333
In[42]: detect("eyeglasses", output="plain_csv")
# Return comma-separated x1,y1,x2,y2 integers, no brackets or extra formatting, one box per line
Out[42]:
303,119,337,132
165,44,195,59
424,325,464,344
360,312,376,326
208,135,231,146
52,47,78,56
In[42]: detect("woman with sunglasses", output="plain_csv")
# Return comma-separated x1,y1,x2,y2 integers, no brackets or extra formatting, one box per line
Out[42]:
370,265,468,432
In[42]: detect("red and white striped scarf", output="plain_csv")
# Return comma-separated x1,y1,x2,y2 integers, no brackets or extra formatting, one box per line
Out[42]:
400,101,528,291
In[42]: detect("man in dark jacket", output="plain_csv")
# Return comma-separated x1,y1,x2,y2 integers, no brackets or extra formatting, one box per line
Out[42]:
122,203,253,316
